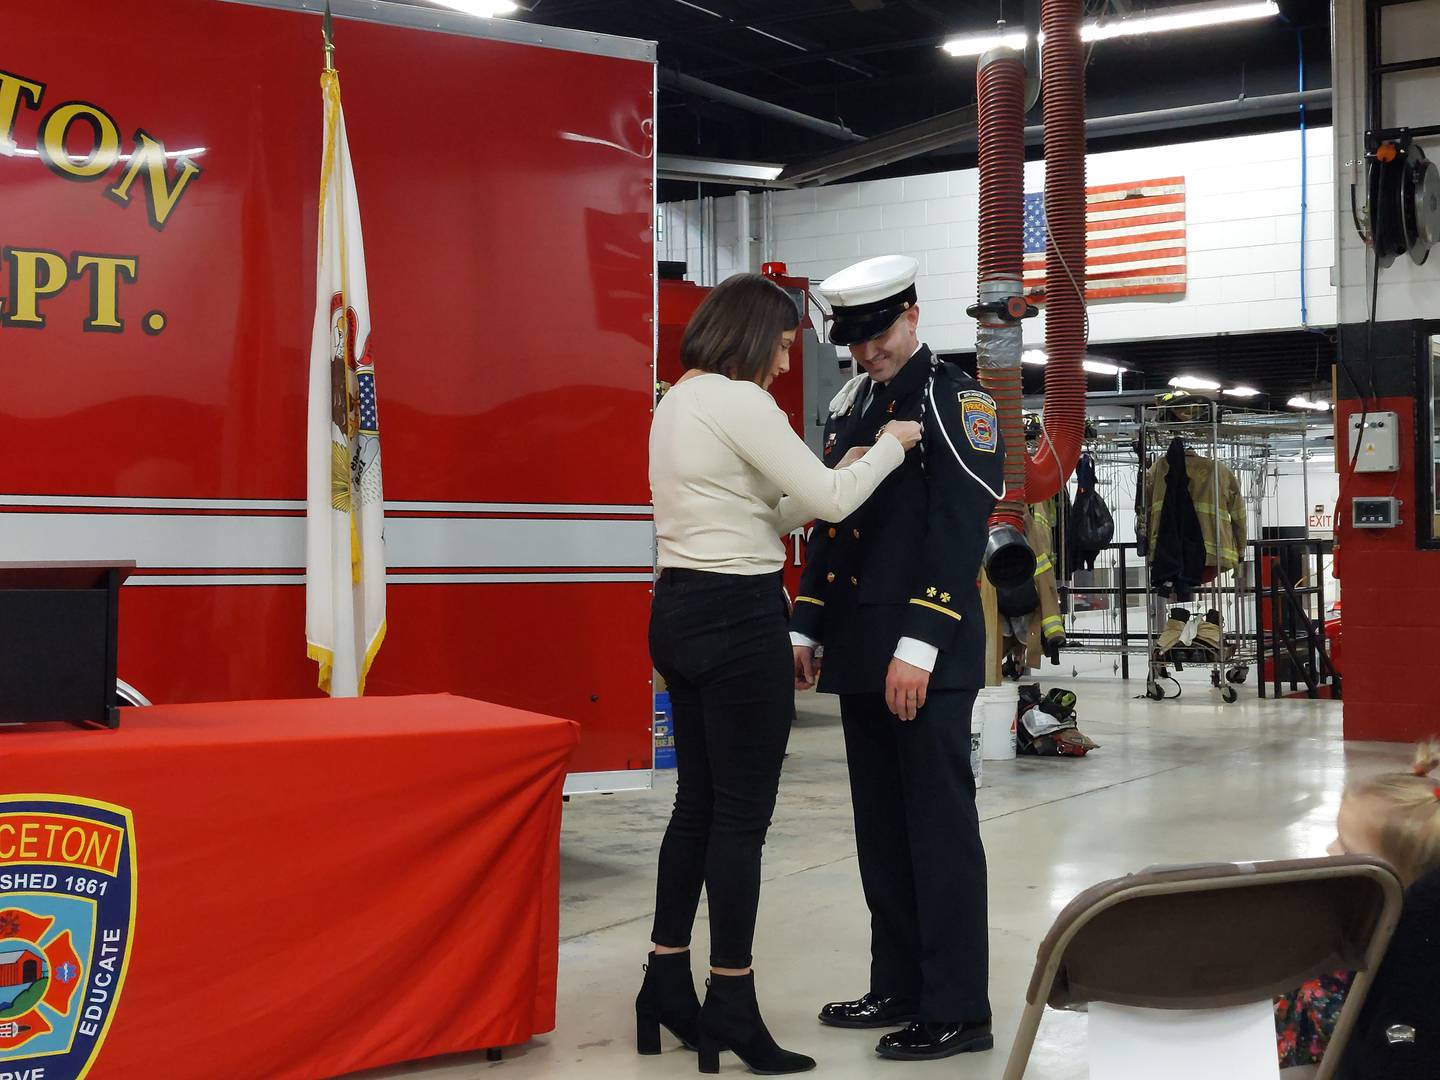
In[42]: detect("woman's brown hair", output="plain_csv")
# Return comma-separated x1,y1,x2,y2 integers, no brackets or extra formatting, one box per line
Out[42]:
680,273,801,384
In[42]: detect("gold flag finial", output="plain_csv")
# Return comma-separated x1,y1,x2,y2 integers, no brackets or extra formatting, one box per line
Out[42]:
323,1,336,71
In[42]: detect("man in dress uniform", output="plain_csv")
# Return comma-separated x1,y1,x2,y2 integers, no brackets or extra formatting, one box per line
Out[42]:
790,254,1002,1062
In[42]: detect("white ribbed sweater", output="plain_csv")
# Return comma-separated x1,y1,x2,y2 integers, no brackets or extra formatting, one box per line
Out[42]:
650,373,904,574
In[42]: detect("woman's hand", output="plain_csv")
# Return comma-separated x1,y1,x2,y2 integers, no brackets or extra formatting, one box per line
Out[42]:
878,419,922,451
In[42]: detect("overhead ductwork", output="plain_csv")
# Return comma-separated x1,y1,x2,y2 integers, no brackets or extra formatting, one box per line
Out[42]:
659,69,864,143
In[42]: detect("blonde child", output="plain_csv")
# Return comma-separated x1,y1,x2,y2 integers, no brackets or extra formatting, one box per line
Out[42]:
1276,741,1440,1078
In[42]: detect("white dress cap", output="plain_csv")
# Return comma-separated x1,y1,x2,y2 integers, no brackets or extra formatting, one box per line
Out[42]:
816,255,920,309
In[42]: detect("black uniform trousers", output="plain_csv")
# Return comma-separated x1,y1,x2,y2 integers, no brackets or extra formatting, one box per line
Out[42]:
839,687,990,1024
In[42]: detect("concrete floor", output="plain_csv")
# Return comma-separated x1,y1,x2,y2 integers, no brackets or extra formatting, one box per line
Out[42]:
361,672,1406,1079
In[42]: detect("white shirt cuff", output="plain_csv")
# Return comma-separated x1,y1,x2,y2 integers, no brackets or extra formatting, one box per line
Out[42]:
893,637,938,672
790,631,819,649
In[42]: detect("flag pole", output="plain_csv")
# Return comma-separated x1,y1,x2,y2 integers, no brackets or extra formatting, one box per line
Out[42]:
323,1,336,71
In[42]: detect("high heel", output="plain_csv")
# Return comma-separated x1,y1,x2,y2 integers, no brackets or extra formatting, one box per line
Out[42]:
637,1012,662,1056
697,971,815,1075
634,951,701,1054
697,1033,721,1074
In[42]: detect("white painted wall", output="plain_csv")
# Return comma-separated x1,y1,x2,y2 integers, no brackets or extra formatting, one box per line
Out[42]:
1267,460,1340,535
662,126,1337,349
1333,0,1440,322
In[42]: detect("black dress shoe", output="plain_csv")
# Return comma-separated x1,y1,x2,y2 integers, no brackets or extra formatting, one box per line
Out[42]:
817,993,919,1029
875,1020,994,1060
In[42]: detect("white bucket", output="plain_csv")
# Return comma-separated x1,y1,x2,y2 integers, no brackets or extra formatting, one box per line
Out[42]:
969,729,984,789
978,686,1018,761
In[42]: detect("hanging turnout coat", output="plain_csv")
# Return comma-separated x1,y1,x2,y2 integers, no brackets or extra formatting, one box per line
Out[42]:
1145,443,1247,574
1148,436,1208,597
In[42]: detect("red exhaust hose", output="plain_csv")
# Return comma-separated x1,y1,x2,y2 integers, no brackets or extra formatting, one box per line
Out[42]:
1025,0,1088,502
974,50,1028,538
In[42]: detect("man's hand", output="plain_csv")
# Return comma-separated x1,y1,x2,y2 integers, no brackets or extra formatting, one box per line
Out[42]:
794,646,820,691
885,657,930,721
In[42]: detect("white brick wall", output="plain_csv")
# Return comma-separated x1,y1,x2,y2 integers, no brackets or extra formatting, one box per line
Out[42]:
658,196,741,285
663,126,1339,349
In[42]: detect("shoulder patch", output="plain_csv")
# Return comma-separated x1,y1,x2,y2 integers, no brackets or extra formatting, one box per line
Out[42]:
959,392,998,453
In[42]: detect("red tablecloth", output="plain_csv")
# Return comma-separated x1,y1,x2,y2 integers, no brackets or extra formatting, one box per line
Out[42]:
0,694,578,1080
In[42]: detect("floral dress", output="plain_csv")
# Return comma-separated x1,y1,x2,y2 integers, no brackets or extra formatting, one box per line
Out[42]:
1275,972,1353,1068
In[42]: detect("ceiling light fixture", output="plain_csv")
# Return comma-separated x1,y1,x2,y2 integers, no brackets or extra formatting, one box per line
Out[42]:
1170,375,1222,391
1082,1,1280,42
941,30,1028,58
1287,396,1332,411
1022,349,1049,366
942,2,1279,58
1222,385,1262,398
1083,359,1123,376
429,0,520,16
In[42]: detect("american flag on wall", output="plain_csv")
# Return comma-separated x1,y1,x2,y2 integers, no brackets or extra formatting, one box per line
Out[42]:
1022,176,1186,302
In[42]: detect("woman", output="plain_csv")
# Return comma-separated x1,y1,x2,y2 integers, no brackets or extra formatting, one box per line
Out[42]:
635,273,920,1075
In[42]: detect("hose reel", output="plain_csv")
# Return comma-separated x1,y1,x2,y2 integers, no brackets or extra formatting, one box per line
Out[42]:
1365,134,1440,268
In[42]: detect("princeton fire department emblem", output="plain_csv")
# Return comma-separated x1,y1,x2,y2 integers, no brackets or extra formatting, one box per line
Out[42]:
958,392,999,454
0,796,136,1079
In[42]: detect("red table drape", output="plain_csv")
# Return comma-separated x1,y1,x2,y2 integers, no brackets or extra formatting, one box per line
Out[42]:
0,694,577,1079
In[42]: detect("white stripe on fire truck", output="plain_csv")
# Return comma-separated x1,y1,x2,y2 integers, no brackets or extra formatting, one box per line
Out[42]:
127,572,654,587
0,513,655,570
0,495,653,516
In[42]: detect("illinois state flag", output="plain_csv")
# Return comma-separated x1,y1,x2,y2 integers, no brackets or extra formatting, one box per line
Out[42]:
306,68,386,696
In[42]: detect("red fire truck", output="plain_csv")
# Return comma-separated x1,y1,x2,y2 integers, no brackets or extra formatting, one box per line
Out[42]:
2,0,658,793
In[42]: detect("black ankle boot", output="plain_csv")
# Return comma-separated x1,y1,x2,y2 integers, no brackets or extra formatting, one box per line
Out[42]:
697,972,815,1075
635,951,701,1054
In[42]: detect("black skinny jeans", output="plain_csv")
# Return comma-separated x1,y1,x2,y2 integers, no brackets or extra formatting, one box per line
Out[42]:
649,567,794,970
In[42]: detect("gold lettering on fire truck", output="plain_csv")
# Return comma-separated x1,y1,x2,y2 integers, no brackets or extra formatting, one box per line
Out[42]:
1,249,142,333
0,68,205,335
38,100,122,180
0,69,201,227
106,128,203,229
73,254,139,332
1,248,68,328
0,70,44,155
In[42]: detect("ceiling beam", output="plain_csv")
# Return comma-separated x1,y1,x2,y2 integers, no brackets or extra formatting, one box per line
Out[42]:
660,69,867,141
693,32,945,78
779,104,977,185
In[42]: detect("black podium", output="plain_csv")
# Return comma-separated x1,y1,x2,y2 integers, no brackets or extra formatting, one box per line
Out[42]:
0,561,134,728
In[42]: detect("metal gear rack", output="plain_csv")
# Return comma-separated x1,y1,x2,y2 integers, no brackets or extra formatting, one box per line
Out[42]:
1043,423,1150,679
1137,402,1315,704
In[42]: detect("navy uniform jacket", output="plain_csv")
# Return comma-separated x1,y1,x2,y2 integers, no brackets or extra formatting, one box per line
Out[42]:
790,346,1003,695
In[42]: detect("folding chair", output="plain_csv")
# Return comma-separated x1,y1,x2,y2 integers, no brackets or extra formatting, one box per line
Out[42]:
1002,856,1404,1080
